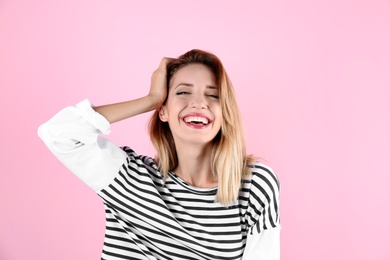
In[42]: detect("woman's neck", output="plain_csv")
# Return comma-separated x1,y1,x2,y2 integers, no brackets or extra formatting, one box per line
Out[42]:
173,142,218,188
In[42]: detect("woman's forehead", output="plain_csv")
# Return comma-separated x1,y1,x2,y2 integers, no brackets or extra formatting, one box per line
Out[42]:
169,64,216,87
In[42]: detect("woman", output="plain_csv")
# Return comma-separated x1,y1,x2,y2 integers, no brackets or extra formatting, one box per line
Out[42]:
38,49,280,260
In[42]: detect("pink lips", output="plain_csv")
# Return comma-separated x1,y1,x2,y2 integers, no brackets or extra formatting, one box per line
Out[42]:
182,113,212,129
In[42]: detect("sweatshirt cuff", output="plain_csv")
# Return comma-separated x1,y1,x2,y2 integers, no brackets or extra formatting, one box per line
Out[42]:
75,99,111,135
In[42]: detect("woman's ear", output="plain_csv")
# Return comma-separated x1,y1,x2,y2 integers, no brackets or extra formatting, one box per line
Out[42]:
159,106,168,122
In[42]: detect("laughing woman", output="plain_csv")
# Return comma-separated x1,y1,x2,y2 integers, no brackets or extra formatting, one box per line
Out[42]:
38,49,280,260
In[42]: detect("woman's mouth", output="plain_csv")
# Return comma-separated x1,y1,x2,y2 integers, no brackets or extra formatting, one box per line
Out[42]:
182,115,211,128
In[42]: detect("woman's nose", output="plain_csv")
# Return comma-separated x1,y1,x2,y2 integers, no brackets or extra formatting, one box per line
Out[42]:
190,94,207,109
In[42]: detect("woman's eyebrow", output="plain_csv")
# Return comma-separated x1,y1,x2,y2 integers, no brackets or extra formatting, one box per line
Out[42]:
174,83,218,89
175,83,193,89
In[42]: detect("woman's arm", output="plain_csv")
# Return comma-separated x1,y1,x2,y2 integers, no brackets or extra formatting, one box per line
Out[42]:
242,163,281,259
93,57,170,123
38,58,170,191
242,227,281,260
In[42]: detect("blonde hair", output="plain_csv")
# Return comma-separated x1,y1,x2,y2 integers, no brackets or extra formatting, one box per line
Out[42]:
148,49,254,205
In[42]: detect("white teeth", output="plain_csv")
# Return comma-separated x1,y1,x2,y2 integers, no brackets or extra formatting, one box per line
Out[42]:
184,116,209,124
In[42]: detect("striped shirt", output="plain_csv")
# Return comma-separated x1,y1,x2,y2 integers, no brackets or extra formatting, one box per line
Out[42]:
38,99,280,260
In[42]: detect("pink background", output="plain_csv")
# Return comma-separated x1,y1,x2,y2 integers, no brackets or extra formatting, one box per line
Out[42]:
1,0,389,259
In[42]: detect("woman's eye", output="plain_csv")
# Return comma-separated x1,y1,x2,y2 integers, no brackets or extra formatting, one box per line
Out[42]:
177,91,190,95
207,94,219,99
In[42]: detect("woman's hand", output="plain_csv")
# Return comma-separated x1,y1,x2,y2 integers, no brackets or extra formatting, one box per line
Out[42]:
149,57,172,108
93,57,173,124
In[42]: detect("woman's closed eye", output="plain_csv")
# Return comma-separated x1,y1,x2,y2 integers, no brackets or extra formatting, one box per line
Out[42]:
207,94,219,99
176,91,191,95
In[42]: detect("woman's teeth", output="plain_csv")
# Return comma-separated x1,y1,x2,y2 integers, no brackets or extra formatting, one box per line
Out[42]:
184,116,209,125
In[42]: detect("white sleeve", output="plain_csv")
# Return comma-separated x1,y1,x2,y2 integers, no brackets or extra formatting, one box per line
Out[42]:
38,99,127,191
242,227,281,260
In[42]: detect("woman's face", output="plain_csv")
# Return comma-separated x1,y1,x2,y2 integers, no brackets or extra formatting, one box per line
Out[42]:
160,63,222,146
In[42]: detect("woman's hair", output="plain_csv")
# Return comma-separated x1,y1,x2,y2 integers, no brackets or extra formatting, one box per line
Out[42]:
148,49,255,205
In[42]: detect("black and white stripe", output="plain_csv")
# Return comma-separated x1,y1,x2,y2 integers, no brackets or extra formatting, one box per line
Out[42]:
98,147,280,260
